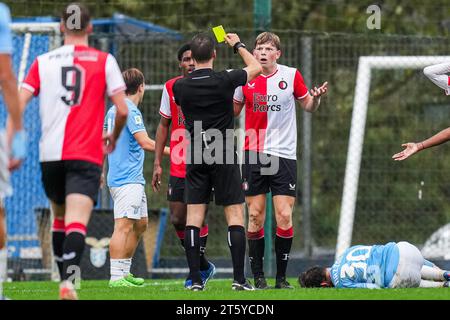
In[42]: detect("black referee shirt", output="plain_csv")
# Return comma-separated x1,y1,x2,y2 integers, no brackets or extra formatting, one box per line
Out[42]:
173,68,247,140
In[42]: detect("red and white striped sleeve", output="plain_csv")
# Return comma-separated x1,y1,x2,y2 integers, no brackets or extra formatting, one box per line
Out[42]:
22,58,40,96
294,69,309,100
105,54,126,97
159,83,172,119
424,62,450,96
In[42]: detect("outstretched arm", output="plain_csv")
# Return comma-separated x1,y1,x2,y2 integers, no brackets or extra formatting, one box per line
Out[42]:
224,33,262,83
392,127,450,161
299,82,328,113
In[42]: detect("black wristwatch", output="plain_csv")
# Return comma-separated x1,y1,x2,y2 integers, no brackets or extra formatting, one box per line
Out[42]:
233,42,246,54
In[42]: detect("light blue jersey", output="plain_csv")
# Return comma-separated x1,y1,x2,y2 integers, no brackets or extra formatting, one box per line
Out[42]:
104,99,146,187
0,3,12,55
0,2,12,132
330,242,399,289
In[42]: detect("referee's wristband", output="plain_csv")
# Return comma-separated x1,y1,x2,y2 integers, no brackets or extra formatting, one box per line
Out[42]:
233,42,246,54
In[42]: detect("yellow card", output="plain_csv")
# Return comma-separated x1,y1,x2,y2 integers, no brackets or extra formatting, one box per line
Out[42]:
212,25,226,43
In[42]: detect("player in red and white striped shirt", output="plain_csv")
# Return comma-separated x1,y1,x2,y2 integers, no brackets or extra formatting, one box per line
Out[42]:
234,32,328,289
18,3,128,300
152,44,215,288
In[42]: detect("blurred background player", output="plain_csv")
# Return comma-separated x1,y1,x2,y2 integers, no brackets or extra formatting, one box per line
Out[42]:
233,32,328,289
19,3,128,300
393,62,450,161
0,2,27,300
172,33,262,291
104,68,169,288
152,43,215,289
299,241,450,289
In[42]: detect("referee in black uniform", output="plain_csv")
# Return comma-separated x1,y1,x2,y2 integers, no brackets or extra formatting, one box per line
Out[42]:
173,33,262,291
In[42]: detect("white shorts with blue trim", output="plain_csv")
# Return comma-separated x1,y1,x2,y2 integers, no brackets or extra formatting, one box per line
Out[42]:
109,184,148,220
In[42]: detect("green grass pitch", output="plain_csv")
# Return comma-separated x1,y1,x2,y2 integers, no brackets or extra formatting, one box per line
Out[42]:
4,278,450,300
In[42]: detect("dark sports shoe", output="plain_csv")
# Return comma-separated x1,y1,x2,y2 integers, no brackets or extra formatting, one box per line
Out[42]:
200,261,216,286
190,282,204,291
444,281,450,288
232,279,255,291
444,271,450,281
254,277,271,290
275,278,294,289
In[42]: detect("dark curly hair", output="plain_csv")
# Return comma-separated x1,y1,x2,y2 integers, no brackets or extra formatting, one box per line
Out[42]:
298,266,328,288
177,43,191,62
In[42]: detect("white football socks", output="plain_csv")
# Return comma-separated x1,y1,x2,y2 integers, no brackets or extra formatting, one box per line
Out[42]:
421,265,445,281
123,258,132,276
419,280,445,288
0,248,6,296
110,258,132,281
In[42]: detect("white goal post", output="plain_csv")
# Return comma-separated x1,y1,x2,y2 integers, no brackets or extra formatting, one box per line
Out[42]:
11,22,61,84
336,56,450,259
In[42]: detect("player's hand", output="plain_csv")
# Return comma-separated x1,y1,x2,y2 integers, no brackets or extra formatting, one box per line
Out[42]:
224,33,241,48
392,142,420,161
310,81,328,99
152,165,163,192
103,132,116,154
8,130,27,171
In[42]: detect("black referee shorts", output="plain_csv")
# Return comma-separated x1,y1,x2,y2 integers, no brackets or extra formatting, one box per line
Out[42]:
242,151,297,198
40,160,102,205
185,162,244,206
167,175,214,203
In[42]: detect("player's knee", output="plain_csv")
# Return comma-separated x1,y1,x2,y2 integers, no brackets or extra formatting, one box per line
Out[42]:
135,219,148,236
248,201,265,215
276,209,292,226
248,209,264,227
115,221,134,235
170,212,186,231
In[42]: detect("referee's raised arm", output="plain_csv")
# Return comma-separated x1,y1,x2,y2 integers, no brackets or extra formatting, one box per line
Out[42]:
224,33,262,83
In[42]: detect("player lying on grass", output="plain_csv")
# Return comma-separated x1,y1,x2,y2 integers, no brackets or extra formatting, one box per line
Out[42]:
299,241,450,289
393,62,450,161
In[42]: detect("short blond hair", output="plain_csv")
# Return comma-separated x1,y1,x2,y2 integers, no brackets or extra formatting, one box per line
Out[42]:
255,32,281,50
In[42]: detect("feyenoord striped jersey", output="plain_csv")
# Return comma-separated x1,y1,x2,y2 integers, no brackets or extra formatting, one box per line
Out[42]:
22,45,126,166
159,75,187,178
234,64,308,160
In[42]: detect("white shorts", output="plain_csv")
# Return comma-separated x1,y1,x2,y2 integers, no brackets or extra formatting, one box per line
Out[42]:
0,131,12,201
389,241,424,288
109,184,148,220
